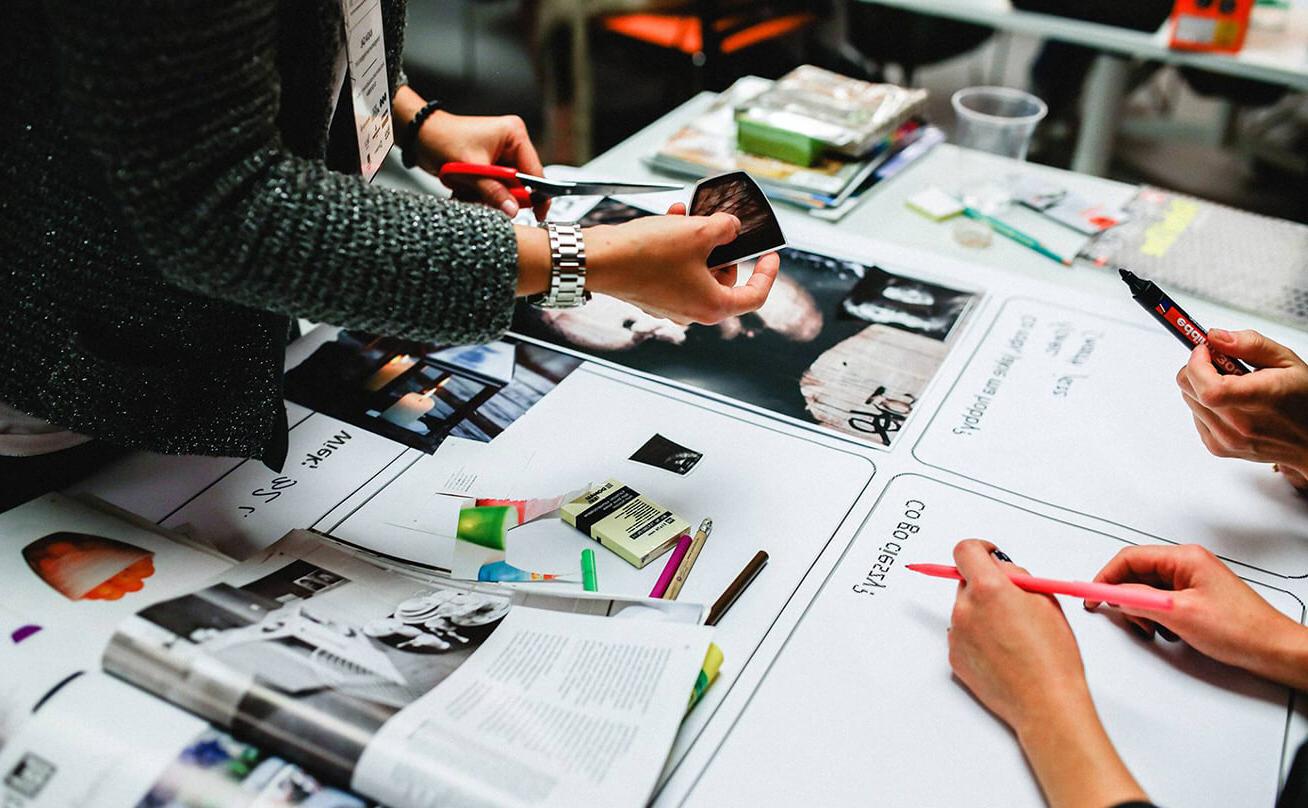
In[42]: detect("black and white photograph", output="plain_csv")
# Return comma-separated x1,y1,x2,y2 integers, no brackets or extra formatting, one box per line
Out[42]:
284,331,583,453
118,560,512,786
628,433,704,476
512,247,976,448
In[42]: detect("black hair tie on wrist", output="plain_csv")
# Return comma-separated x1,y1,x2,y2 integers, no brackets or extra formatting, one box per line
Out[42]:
401,98,443,169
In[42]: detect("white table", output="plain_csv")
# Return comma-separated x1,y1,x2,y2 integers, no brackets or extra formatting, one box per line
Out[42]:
853,0,1308,175
577,92,1308,807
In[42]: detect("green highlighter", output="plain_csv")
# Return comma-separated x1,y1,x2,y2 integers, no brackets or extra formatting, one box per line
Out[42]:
580,548,598,592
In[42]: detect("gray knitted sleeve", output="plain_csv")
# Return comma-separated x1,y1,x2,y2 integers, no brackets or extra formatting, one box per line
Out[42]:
45,0,517,345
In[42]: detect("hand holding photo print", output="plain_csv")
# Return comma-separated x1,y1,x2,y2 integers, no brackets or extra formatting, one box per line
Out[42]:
690,171,786,269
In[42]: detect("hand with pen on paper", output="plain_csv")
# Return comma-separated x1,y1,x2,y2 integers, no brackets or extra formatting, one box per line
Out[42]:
1175,328,1308,490
943,538,1308,808
944,539,1148,808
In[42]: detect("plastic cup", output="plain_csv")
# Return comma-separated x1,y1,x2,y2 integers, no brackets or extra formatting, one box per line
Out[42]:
951,86,1048,161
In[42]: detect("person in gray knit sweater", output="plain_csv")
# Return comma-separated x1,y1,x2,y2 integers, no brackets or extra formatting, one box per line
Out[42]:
0,0,779,506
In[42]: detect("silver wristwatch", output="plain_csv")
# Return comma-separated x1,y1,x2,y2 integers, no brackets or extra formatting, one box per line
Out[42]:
528,223,590,309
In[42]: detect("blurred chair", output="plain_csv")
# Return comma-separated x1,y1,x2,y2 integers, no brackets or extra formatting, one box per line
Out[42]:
601,0,817,91
1014,0,1288,159
844,2,992,84
535,0,815,161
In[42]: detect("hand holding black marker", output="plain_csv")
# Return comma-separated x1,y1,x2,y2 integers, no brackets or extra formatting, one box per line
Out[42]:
1118,269,1250,376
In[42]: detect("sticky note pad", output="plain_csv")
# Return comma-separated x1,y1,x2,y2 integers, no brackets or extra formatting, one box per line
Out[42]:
906,187,964,221
561,480,689,568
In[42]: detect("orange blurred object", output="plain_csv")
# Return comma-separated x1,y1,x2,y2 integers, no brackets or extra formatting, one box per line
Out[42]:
83,557,156,601
1169,0,1255,53
602,12,814,55
22,532,157,601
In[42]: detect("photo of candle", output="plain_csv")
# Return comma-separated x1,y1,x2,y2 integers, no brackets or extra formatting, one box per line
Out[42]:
285,331,584,454
364,354,416,391
380,383,444,428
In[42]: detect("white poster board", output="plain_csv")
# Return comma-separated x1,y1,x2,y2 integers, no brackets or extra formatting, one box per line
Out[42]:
915,298,1308,577
683,475,1302,807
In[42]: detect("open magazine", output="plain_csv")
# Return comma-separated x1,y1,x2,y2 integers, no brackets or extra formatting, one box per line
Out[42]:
1,496,713,808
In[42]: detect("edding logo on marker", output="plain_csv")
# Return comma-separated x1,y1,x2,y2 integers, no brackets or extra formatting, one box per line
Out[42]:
1158,299,1243,373
1121,268,1250,376
1156,298,1207,347
853,500,925,596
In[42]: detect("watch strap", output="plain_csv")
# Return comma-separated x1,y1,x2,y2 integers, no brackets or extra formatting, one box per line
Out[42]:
528,223,589,309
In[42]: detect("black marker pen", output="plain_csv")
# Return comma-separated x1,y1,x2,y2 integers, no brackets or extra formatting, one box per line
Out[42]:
1119,268,1249,375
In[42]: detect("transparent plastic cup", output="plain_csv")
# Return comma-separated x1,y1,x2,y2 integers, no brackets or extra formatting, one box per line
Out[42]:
951,86,1048,161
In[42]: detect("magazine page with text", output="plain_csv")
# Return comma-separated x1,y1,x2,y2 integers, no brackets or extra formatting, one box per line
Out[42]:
102,531,713,808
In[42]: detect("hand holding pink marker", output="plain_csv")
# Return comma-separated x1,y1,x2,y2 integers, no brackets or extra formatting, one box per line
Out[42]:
906,563,1174,612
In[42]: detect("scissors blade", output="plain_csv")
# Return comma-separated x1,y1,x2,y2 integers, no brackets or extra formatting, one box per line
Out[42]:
517,173,681,198
560,180,684,196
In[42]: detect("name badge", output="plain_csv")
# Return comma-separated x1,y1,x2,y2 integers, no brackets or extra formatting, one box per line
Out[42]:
340,0,394,182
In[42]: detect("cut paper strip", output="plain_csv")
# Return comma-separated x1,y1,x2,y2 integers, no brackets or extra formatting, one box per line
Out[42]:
476,561,575,583
475,489,582,524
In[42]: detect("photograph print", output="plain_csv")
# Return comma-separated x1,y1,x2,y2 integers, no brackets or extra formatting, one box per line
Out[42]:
118,559,513,787
285,331,583,453
512,247,977,448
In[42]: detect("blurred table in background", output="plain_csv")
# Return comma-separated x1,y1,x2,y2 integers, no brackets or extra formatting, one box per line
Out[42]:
851,0,1308,175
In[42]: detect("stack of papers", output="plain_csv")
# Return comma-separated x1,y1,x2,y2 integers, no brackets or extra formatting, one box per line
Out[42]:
648,76,935,218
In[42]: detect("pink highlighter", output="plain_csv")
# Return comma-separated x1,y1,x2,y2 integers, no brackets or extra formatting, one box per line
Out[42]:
650,534,693,599
906,563,1174,611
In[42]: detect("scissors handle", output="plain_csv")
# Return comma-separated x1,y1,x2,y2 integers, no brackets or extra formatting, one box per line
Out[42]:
437,162,533,207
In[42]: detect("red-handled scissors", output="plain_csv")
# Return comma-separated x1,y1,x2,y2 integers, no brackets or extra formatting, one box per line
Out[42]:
437,162,682,207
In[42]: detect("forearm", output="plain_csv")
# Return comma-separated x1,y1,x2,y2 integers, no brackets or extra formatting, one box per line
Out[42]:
49,0,520,343
1017,693,1148,808
393,84,425,125
1248,620,1308,692
515,223,632,298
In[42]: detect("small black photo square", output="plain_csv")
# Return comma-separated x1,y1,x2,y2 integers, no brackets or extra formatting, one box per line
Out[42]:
629,433,704,476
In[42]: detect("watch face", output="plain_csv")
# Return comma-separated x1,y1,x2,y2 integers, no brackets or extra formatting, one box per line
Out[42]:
690,171,786,269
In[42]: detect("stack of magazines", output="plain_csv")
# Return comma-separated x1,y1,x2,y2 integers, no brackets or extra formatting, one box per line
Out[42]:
736,65,928,160
648,70,937,220
0,494,715,808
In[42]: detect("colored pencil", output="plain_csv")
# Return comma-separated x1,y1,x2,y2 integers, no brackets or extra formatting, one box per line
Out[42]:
962,206,1072,266
706,550,769,626
663,518,713,601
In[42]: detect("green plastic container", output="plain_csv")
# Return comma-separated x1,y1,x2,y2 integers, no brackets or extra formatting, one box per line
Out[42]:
736,117,825,166
456,506,514,550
